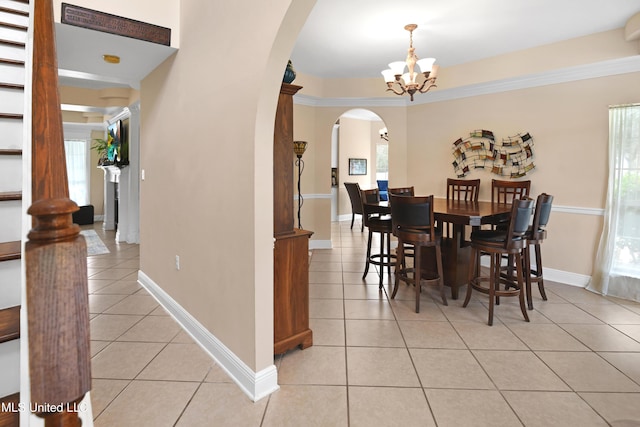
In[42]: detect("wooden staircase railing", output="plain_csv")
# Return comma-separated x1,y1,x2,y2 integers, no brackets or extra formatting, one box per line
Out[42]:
26,0,91,425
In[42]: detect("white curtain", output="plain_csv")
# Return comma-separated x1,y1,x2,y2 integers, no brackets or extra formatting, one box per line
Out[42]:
64,139,89,206
588,104,640,302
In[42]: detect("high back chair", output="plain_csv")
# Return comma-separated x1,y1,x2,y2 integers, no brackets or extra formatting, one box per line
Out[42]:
390,194,447,313
463,197,534,325
490,179,530,230
444,178,481,241
491,179,530,204
344,182,365,231
388,186,415,197
524,193,554,309
377,180,389,201
447,178,480,202
388,186,416,267
361,188,395,288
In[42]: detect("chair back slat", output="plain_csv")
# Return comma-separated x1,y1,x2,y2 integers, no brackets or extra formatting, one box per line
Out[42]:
491,179,530,204
447,178,480,202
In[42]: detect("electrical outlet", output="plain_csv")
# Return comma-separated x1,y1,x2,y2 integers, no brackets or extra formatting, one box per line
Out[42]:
141,169,146,180
175,255,180,270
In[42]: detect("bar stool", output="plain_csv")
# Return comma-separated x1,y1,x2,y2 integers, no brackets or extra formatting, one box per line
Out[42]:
491,179,530,230
524,193,554,309
501,193,554,310
463,197,534,325
361,189,395,288
388,186,415,268
390,194,447,313
444,178,481,244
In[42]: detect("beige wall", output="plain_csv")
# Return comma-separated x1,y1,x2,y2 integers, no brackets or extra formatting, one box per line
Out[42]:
405,72,640,276
139,0,316,372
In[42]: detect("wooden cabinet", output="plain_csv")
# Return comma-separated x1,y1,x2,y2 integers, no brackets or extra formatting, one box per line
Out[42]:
273,83,313,354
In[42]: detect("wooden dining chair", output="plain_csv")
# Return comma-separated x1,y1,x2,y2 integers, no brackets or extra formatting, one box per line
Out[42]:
388,186,415,266
463,197,534,325
361,188,395,288
390,194,447,313
388,186,415,197
444,178,480,243
447,178,480,202
490,179,530,231
491,179,530,204
344,182,364,231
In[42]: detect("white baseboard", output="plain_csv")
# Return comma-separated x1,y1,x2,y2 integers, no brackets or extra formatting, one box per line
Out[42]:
137,271,279,402
309,240,332,249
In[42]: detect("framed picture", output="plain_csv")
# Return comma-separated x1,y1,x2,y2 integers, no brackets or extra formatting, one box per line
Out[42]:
349,158,367,175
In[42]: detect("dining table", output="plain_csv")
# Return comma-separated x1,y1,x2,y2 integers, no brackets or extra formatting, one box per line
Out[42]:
371,198,512,299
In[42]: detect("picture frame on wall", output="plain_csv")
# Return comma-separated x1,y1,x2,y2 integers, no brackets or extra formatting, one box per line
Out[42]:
349,158,367,175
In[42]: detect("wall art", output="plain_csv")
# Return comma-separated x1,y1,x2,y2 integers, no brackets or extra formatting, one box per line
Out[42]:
452,130,535,178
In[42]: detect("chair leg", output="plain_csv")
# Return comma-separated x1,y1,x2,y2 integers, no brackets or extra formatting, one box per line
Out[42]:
363,229,372,280
493,255,501,307
392,240,404,299
414,245,422,313
386,231,392,280
487,253,496,326
435,244,447,306
361,216,364,232
516,252,530,323
351,213,355,230
378,231,385,289
535,243,547,301
463,247,476,308
524,244,534,310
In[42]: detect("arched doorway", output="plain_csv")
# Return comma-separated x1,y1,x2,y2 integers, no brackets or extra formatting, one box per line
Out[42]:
331,108,387,240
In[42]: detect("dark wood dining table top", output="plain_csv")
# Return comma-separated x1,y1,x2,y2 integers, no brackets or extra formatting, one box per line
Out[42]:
433,199,511,226
372,198,512,226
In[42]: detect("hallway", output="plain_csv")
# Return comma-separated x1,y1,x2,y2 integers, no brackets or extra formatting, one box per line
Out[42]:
86,221,640,426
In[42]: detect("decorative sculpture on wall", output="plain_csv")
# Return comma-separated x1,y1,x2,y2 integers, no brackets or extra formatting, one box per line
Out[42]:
452,130,535,178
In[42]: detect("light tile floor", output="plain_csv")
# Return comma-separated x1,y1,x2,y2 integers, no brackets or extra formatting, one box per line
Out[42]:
86,221,640,426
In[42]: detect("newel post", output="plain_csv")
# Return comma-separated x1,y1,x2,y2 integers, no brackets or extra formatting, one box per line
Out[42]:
26,0,91,425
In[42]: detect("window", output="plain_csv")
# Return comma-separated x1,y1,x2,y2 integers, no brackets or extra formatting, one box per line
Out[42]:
589,104,640,301
376,139,388,181
64,139,89,206
611,105,640,277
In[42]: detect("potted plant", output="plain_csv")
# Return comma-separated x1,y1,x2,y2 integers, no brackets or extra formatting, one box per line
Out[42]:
91,136,117,166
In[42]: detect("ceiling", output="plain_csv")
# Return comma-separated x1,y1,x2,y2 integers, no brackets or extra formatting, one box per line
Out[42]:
291,0,640,79
55,0,640,92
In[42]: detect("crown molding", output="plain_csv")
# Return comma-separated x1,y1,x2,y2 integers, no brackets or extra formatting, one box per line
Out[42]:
294,56,640,108
63,122,106,140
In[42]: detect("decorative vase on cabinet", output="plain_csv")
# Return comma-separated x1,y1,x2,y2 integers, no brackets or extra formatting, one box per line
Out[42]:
283,60,296,84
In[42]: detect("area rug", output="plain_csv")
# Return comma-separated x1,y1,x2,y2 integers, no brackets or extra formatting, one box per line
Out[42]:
80,230,110,256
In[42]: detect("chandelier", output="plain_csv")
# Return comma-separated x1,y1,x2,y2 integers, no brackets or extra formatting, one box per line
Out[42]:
381,24,439,102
